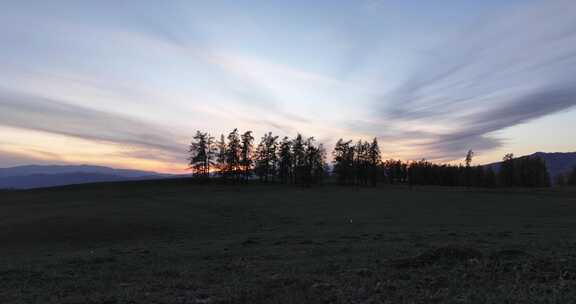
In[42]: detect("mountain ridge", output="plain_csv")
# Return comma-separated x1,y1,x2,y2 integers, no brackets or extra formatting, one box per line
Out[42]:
1,152,574,189
0,164,167,178
0,164,177,189
484,151,576,181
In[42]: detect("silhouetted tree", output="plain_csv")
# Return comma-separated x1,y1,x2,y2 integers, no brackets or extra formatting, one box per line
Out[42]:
384,159,407,184
240,131,254,181
314,143,328,183
187,130,553,189
497,154,550,188
292,134,306,184
302,137,326,185
519,156,550,187
465,150,474,187
278,136,293,184
400,153,550,189
408,159,434,186
188,131,214,179
484,166,497,188
226,128,241,182
215,134,227,177
569,167,576,186
368,138,381,186
471,165,485,187
254,132,278,182
465,150,474,167
332,139,354,185
500,153,515,187
207,134,215,174
555,173,567,187
332,138,381,186
255,136,267,182
353,140,371,185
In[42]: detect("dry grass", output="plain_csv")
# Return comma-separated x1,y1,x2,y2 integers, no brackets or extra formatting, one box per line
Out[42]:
1,182,576,303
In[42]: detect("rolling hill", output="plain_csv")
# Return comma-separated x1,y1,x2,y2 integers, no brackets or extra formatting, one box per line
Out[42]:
0,165,175,189
484,151,576,182
532,152,576,178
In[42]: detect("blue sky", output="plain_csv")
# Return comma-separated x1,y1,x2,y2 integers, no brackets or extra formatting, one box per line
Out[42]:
0,0,574,172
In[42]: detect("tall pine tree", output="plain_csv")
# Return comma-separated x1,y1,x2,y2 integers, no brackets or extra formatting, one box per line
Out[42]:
226,129,241,182
302,137,326,186
465,150,474,187
292,134,306,184
240,131,254,181
278,136,293,184
254,132,278,182
188,131,213,179
215,134,227,177
368,138,381,186
332,139,352,184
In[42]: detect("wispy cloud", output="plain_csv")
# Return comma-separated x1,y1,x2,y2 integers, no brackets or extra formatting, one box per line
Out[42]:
1,1,575,169
0,90,184,155
0,147,67,167
367,0,576,160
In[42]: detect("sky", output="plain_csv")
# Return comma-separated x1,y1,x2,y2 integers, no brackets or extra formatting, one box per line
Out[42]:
1,0,575,173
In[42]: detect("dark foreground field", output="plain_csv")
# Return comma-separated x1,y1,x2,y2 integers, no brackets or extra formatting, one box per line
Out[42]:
2,181,576,303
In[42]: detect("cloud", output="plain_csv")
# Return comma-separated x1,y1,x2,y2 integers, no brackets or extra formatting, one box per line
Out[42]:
3,0,575,168
113,149,184,163
0,148,68,167
370,0,576,160
0,90,185,156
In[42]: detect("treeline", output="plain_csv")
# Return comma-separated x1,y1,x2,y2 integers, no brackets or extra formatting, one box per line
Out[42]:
555,167,576,186
402,153,550,188
188,129,327,185
332,142,550,188
498,154,550,188
332,138,381,186
189,130,553,188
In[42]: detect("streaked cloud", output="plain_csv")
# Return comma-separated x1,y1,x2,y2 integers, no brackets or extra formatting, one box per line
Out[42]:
0,91,184,154
0,0,574,169
364,0,576,160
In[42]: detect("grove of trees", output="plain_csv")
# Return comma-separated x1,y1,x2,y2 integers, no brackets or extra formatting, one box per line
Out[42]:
554,166,576,187
188,129,327,185
404,154,549,188
189,131,553,188
332,138,381,186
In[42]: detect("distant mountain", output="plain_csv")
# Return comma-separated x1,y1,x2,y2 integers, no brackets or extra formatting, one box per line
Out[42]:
0,165,175,189
485,152,576,182
0,164,166,178
532,152,576,178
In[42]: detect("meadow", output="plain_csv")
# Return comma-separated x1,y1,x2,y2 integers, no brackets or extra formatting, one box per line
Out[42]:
1,180,576,303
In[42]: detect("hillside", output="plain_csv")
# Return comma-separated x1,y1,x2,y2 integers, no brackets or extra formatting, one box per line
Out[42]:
0,164,166,178
1,183,576,303
532,152,576,178
0,165,174,189
485,151,576,181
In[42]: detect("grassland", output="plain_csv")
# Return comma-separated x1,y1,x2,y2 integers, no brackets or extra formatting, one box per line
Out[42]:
1,180,576,303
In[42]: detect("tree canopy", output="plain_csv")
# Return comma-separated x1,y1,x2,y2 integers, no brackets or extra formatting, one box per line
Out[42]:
188,130,552,188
